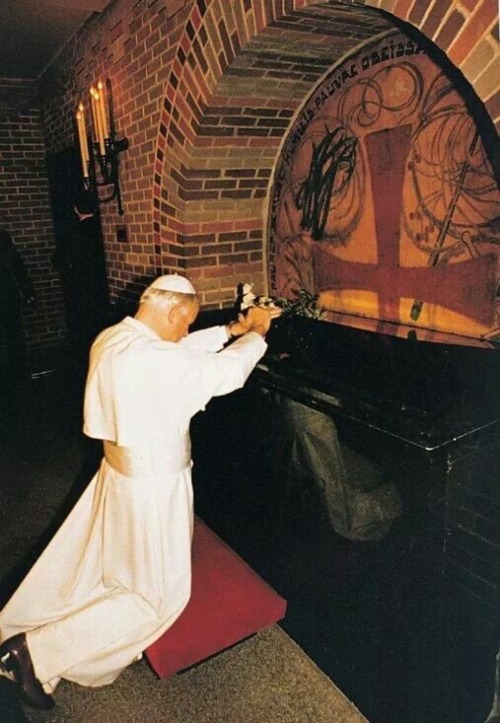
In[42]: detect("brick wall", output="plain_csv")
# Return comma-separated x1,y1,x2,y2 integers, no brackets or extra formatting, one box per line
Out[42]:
38,1,193,305
153,2,401,305
0,80,65,355
2,0,495,344
35,0,497,312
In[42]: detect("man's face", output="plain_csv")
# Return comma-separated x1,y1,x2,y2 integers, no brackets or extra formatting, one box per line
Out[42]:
171,300,199,341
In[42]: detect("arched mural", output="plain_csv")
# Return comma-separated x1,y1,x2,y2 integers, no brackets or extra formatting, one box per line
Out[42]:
270,30,500,346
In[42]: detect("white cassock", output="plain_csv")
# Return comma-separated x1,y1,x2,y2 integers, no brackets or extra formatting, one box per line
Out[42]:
0,317,266,692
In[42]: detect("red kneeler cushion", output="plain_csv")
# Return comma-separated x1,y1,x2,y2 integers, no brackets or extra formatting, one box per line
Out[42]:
145,516,287,678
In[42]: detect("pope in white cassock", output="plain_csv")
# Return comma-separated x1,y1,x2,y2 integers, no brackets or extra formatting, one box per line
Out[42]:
0,274,276,710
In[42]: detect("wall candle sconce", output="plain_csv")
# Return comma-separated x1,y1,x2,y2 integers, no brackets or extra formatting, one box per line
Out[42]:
75,79,129,215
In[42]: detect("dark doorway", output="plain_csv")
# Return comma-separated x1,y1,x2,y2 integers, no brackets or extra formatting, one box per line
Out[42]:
45,146,110,368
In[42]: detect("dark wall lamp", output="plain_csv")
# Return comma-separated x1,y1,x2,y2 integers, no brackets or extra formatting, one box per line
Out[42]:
75,79,129,215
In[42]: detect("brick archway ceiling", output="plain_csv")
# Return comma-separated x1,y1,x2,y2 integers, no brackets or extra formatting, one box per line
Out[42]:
154,3,396,283
153,1,494,304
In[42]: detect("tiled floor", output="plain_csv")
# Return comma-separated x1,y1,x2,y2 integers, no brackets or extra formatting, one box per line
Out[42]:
0,354,496,723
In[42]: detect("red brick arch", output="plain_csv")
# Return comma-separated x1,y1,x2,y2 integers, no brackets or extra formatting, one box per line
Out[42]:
153,0,499,307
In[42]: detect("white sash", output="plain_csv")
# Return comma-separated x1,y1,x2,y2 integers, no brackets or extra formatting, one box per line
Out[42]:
103,437,191,478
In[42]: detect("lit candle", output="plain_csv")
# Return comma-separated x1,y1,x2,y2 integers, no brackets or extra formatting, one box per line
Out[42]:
75,104,89,179
77,103,90,164
93,91,106,156
97,80,109,139
89,86,103,152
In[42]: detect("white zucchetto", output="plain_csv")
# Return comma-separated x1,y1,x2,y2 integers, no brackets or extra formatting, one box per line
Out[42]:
149,274,196,294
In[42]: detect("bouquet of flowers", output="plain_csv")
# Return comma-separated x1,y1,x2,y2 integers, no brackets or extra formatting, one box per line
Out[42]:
236,283,323,320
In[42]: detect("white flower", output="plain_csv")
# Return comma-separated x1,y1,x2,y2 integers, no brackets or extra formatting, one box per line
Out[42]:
237,281,322,319
240,283,257,310
237,282,284,312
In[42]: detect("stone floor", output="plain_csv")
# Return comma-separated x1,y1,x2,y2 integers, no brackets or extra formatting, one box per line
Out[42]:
0,351,497,723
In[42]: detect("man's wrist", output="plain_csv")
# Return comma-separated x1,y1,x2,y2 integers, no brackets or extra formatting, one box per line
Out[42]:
226,320,269,339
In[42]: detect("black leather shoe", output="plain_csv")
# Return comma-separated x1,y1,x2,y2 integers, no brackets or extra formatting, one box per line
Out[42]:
0,633,55,710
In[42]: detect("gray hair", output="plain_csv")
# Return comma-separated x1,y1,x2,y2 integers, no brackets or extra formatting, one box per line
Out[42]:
139,286,197,312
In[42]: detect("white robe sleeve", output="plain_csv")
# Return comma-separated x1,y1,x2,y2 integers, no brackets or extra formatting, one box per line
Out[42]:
179,331,267,419
179,326,227,352
84,319,267,447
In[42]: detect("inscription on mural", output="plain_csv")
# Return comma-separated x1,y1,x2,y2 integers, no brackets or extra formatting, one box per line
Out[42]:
312,39,424,111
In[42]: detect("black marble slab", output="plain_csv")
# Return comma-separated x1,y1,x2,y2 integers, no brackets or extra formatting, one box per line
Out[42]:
256,316,500,454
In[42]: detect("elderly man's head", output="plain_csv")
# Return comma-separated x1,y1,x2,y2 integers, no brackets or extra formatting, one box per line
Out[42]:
137,275,199,342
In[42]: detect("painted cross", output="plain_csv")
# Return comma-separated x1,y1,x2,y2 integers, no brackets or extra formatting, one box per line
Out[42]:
313,125,497,328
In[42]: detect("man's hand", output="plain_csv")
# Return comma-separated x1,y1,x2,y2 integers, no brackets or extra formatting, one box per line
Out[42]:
227,305,282,339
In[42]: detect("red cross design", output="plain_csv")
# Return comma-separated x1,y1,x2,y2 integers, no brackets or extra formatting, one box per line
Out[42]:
313,125,497,328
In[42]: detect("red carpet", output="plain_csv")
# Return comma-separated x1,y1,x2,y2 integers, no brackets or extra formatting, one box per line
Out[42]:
145,516,287,678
